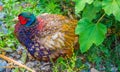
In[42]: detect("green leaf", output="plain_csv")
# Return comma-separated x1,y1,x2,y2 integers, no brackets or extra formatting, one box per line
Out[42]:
76,19,107,53
82,4,101,21
102,0,120,21
20,68,25,72
75,58,82,68
93,0,102,8
12,68,19,72
75,18,90,34
75,0,94,14
56,57,64,63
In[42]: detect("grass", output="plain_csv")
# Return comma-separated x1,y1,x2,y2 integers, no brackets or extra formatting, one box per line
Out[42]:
0,0,120,72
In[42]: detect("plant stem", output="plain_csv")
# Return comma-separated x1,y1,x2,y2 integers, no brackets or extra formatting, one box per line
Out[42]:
97,13,105,24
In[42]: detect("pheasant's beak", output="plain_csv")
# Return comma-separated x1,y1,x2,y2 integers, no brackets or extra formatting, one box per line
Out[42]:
13,17,18,22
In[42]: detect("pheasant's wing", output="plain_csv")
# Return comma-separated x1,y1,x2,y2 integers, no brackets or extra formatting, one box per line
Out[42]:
34,14,78,61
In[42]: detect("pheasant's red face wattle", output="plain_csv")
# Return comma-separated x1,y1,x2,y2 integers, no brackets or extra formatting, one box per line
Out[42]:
18,16,28,25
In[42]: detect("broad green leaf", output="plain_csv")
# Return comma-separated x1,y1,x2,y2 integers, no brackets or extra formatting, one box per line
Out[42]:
75,0,94,14
76,19,107,53
102,0,120,21
82,4,101,21
93,0,102,8
75,18,90,34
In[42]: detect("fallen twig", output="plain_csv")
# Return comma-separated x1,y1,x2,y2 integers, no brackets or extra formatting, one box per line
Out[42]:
0,54,35,72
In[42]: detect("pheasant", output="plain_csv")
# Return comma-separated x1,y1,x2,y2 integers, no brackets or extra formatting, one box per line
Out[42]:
14,12,78,62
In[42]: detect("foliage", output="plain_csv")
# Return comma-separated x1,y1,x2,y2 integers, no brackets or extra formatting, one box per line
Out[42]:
75,0,120,52
75,0,120,71
0,0,120,72
76,18,107,53
102,0,120,21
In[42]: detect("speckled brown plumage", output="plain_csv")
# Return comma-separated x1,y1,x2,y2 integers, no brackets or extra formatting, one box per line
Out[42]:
14,13,78,62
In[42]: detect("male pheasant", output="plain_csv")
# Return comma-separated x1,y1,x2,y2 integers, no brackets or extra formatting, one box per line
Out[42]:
14,12,78,62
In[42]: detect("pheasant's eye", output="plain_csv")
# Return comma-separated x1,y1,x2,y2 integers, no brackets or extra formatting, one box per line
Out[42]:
18,16,28,25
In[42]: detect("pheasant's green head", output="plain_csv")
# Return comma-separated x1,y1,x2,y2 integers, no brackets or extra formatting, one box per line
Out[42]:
18,12,36,27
